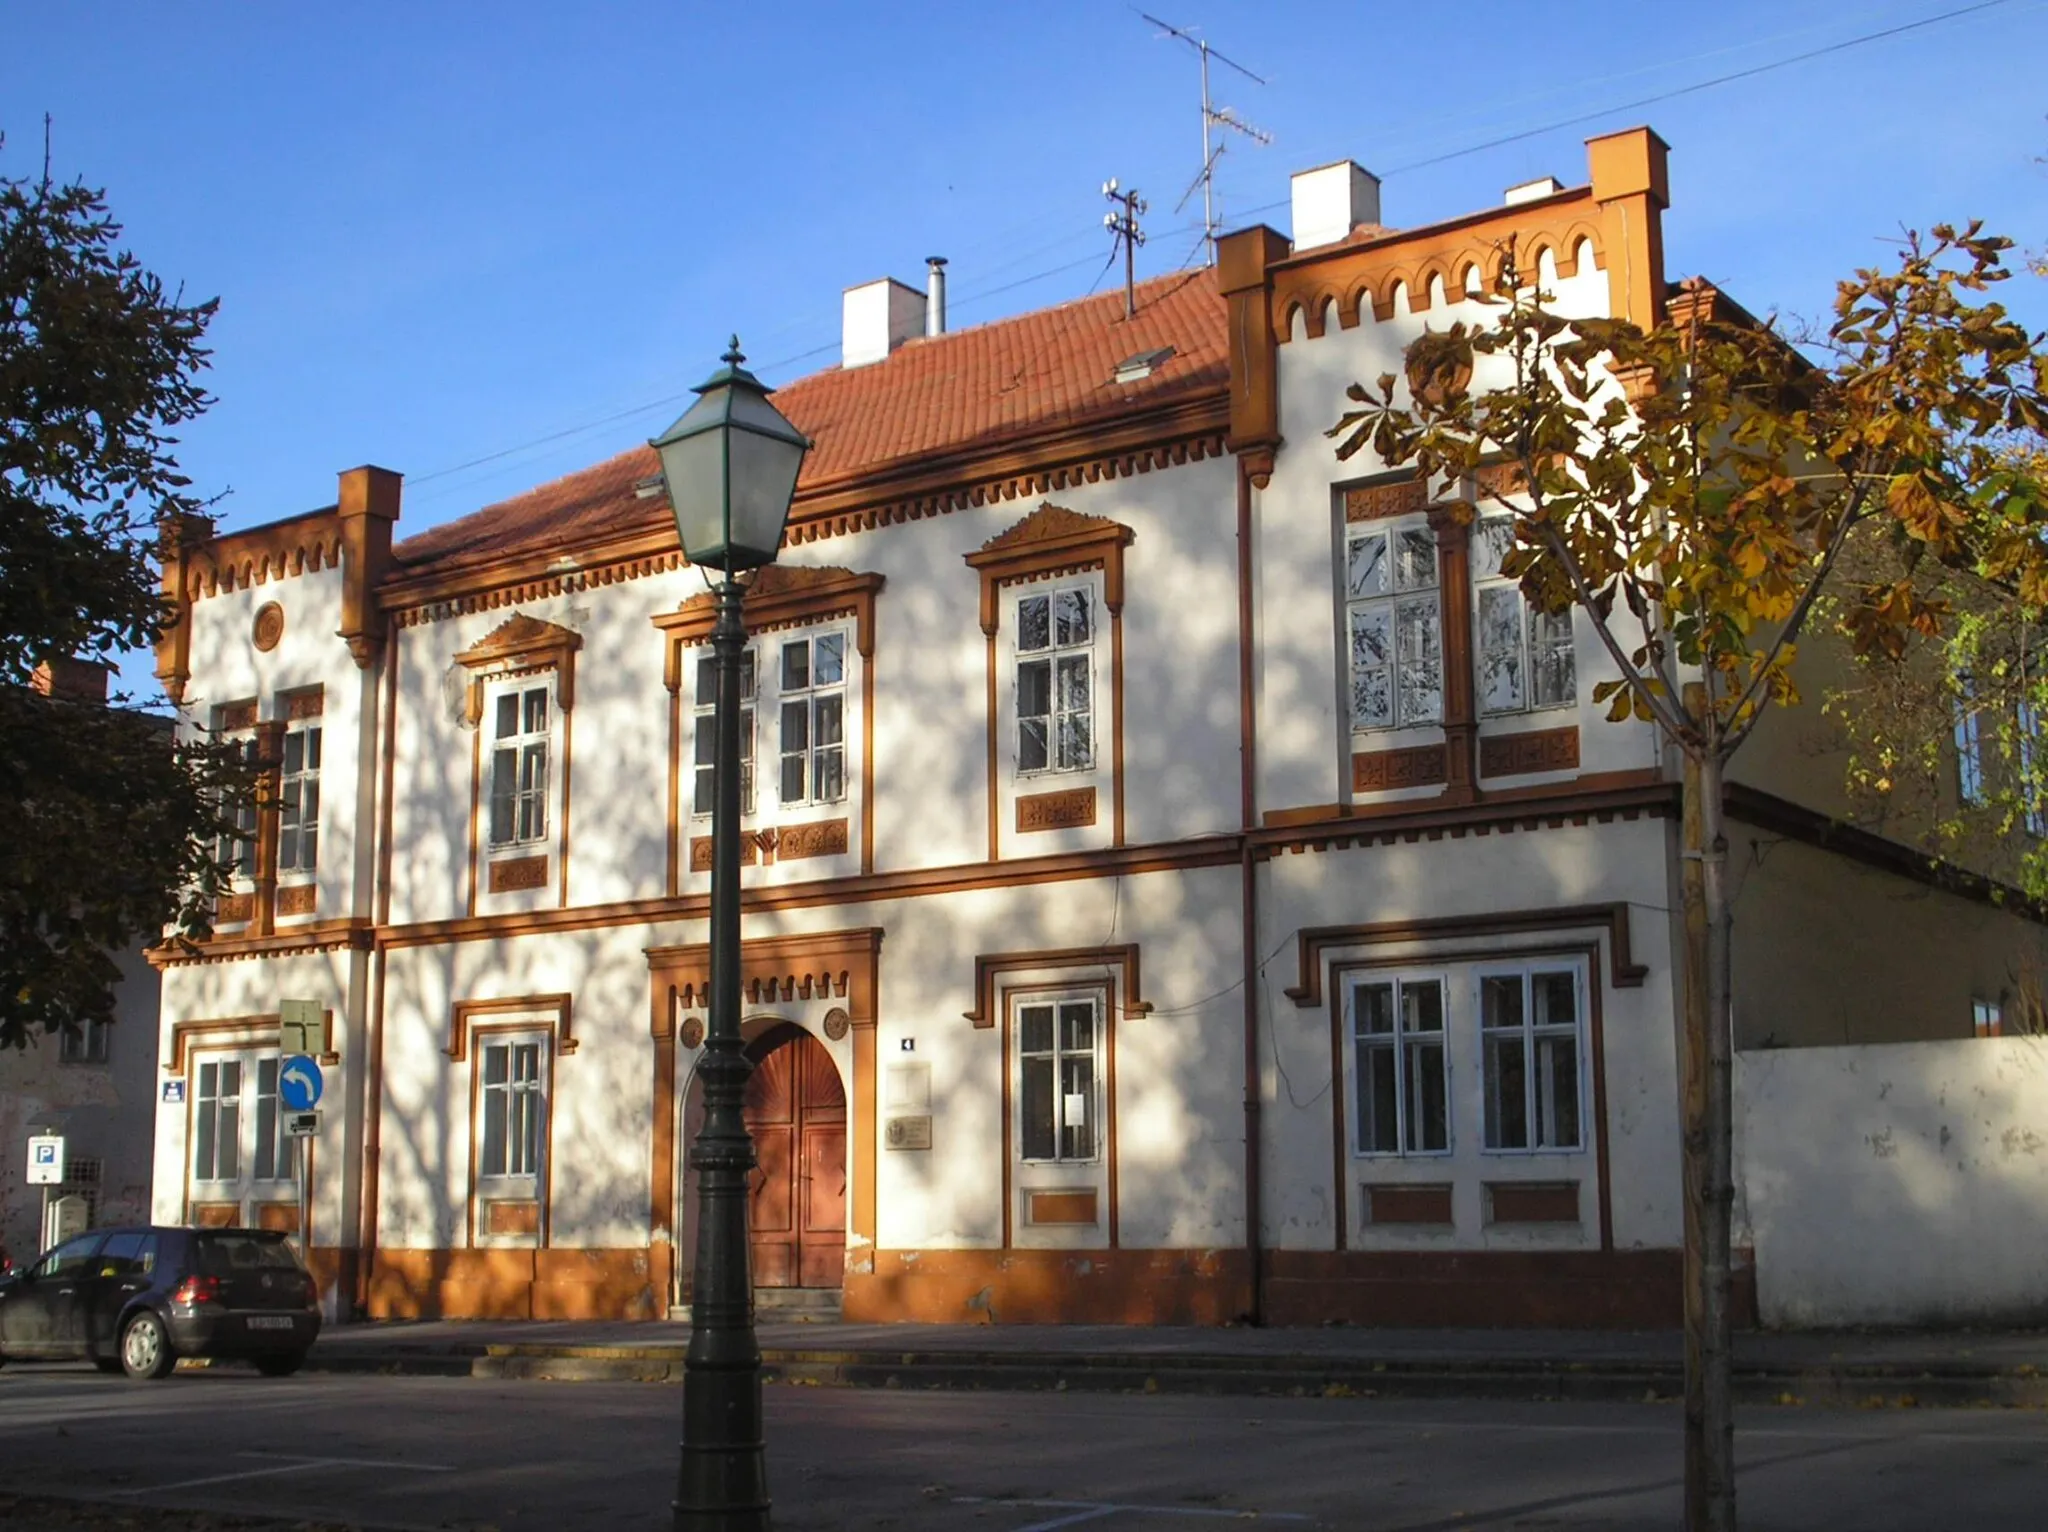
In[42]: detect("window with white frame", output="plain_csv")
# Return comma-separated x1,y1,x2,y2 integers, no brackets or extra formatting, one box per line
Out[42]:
212,722,259,879
1473,517,1576,715
59,1017,110,1064
691,650,757,817
777,631,847,808
1016,587,1095,774
478,1037,546,1191
191,1054,292,1191
1480,967,1584,1151
1016,995,1102,1163
1347,520,1442,731
278,718,322,874
488,683,552,848
1348,974,1450,1155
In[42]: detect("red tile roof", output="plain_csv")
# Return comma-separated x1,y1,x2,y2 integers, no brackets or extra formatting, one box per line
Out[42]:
393,269,1228,574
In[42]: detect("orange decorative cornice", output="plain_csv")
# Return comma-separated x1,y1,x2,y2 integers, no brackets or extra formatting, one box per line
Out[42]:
651,565,884,691
453,612,583,722
181,510,348,601
645,927,884,1035
964,502,1135,635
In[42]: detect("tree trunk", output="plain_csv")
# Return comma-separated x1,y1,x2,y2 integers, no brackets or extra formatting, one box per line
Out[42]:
1680,723,1738,1532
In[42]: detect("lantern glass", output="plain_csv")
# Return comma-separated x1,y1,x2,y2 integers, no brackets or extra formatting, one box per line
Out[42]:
651,341,811,572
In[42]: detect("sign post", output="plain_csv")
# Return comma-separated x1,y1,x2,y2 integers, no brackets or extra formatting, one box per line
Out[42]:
277,1056,323,1255
28,1135,65,1255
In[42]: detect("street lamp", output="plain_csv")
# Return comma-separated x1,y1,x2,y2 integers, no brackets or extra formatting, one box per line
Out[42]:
652,337,811,1532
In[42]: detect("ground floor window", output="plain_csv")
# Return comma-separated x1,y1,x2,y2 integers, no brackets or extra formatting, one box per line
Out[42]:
472,1029,550,1245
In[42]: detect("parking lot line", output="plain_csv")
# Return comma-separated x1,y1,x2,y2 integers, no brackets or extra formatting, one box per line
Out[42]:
110,1452,456,1496
956,1495,1312,1528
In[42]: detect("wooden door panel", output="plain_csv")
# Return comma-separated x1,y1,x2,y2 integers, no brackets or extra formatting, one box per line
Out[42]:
741,1026,847,1292
803,1124,846,1235
749,1124,794,1235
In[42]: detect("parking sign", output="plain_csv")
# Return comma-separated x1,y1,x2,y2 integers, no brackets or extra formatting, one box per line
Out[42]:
27,1135,65,1186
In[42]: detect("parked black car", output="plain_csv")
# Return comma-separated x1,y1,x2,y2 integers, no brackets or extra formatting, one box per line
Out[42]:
0,1225,320,1379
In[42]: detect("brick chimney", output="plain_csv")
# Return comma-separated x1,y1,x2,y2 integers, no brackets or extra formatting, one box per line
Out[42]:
31,656,110,704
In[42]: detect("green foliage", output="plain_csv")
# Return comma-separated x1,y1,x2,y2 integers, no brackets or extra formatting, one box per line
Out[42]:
0,133,251,1049
1328,226,2048,766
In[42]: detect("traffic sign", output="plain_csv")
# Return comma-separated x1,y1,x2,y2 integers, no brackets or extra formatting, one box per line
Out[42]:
161,1079,186,1105
278,1054,324,1111
27,1135,65,1186
279,998,325,1055
286,1110,320,1138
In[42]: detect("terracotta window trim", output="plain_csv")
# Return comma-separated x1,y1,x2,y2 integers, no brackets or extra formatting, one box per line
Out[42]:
996,973,1122,1253
965,503,1135,856
466,1019,557,1251
445,993,576,1063
456,617,580,914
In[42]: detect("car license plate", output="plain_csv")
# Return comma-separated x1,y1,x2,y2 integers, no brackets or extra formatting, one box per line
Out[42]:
247,1316,295,1330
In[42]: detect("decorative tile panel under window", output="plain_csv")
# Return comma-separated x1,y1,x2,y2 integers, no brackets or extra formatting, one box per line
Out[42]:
489,684,552,849
1348,975,1450,1156
1347,520,1442,730
1017,996,1102,1164
278,717,322,874
1473,517,1575,715
59,1018,111,1064
692,650,757,816
1480,968,1584,1152
475,1033,548,1245
1016,587,1094,774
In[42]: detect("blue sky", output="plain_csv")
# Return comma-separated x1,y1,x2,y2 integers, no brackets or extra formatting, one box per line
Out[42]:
6,0,2045,683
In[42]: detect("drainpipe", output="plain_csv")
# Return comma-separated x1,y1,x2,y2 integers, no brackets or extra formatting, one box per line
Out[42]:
1236,458,1264,1325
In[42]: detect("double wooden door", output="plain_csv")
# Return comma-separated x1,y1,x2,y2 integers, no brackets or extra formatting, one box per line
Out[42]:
743,1026,846,1289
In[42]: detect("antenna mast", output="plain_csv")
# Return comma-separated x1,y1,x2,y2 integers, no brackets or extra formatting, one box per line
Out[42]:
1102,179,1147,320
1141,11,1271,265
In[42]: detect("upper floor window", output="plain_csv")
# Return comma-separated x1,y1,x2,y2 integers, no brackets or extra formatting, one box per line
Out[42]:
1474,518,1575,715
211,705,259,879
692,650,758,817
59,1018,110,1065
1954,679,1985,807
489,684,551,849
1347,520,1441,731
778,632,846,807
2018,701,2045,837
1017,587,1094,774
278,718,322,874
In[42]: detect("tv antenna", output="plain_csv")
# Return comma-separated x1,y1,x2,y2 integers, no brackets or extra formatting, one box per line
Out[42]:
1102,179,1147,319
1141,12,1272,265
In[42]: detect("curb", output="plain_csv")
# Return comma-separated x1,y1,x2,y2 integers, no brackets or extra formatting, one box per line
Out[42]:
303,1345,2048,1407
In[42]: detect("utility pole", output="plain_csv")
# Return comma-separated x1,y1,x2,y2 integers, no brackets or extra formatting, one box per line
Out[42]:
1141,12,1271,264
1102,179,1147,320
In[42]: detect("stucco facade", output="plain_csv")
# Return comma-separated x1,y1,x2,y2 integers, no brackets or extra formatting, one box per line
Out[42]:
143,125,2045,1327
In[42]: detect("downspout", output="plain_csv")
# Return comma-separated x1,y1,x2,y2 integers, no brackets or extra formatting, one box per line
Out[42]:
355,610,400,1316
1236,457,1264,1325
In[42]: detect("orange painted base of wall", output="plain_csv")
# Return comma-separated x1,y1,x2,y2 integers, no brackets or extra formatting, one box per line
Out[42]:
1261,1248,1758,1329
843,1248,1252,1325
367,1247,661,1320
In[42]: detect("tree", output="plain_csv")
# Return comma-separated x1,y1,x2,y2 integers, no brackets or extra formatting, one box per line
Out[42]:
1330,228,2048,1532
1,132,253,1051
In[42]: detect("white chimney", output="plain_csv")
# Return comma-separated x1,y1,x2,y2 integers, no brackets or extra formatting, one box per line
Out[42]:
1504,176,1564,206
1290,160,1381,252
842,277,926,368
925,257,947,337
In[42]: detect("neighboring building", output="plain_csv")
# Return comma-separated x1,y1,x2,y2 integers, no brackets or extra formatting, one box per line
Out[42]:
147,126,2048,1326
1,662,164,1267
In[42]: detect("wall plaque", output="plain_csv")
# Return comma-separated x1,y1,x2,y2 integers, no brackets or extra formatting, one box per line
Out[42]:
1017,786,1097,833
252,602,285,652
884,1115,933,1151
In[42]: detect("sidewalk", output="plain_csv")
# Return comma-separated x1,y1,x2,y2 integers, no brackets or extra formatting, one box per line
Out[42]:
307,1317,2048,1407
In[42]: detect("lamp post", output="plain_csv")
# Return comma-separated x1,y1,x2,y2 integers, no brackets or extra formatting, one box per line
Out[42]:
651,338,811,1532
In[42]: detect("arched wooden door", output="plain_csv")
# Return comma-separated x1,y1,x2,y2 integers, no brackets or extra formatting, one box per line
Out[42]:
743,1025,846,1289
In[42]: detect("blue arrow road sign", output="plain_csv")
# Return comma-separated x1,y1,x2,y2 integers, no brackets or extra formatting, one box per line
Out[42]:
278,1054,324,1111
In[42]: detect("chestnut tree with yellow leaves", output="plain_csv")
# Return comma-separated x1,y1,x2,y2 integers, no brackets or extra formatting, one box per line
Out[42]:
1330,225,2048,1532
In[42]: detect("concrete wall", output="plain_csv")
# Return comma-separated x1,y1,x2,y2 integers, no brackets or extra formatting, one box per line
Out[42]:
1737,1036,2048,1326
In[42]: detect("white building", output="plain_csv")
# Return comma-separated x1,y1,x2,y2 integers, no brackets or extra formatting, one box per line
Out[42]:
147,127,2048,1327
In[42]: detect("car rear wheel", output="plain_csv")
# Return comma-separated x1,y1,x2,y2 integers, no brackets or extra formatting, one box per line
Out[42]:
254,1351,306,1378
120,1312,176,1380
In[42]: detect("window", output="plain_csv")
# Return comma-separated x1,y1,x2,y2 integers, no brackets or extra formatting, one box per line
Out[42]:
34,1234,106,1281
1481,968,1583,1151
1973,998,2003,1038
215,735,259,878
1474,518,1575,715
193,1055,291,1188
1016,587,1094,773
778,633,846,807
96,1230,157,1278
1347,520,1442,730
1348,975,1450,1155
59,1018,110,1064
1016,996,1101,1163
480,1039,545,1181
691,651,756,816
489,684,551,848
2019,702,2045,837
1955,679,1985,807
279,719,321,873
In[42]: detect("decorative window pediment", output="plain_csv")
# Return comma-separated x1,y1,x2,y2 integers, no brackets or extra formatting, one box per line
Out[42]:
454,613,583,723
964,502,1134,636
651,564,883,689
